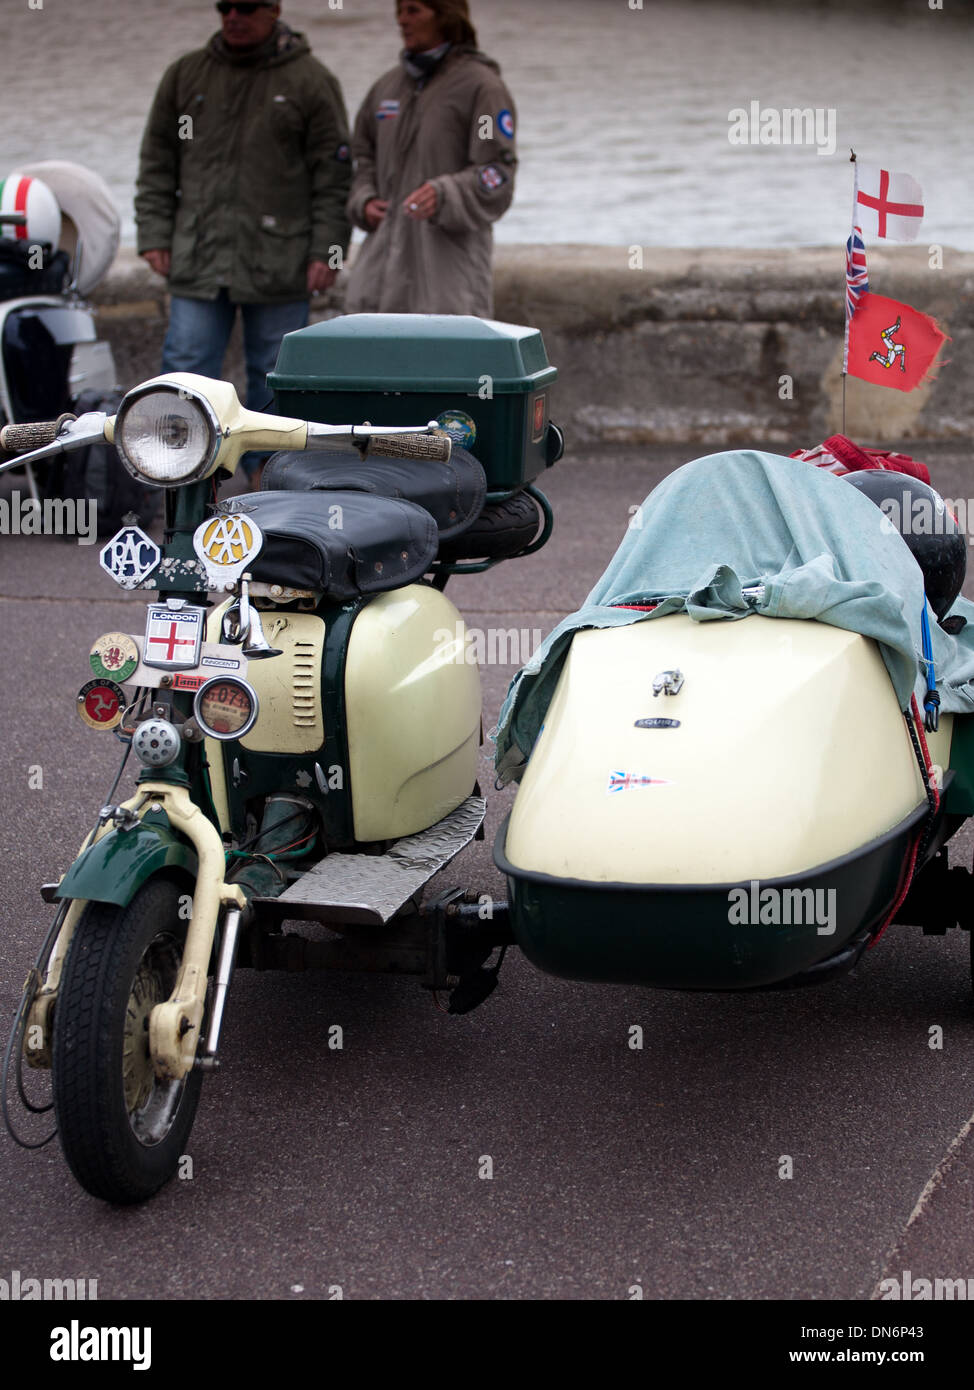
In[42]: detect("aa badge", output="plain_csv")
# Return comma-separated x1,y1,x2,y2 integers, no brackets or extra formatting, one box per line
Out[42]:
193,513,263,586
77,679,125,731
89,632,139,683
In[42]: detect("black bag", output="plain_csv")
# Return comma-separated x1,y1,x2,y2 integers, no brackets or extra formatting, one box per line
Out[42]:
41,389,162,537
0,240,69,300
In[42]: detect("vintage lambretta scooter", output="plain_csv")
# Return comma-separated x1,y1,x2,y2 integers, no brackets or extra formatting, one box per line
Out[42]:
4,314,974,1207
1,313,561,1203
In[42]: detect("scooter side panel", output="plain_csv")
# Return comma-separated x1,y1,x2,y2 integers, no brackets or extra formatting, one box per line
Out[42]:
230,611,326,757
345,585,481,842
505,614,934,885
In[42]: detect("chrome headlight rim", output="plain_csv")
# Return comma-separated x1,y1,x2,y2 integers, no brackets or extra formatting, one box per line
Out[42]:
114,381,222,488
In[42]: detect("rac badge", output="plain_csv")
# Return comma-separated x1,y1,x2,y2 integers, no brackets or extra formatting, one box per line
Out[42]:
99,526,161,590
193,514,263,587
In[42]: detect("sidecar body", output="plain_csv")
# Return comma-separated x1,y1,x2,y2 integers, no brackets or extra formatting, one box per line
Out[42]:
495,450,974,990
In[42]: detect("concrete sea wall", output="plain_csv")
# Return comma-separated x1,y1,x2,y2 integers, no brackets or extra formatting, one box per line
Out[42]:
93,245,974,448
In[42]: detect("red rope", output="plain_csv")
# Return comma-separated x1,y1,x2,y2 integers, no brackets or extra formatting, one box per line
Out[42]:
870,696,939,946
912,694,941,813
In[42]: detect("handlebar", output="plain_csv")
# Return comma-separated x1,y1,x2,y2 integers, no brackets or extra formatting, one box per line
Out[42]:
0,414,75,454
0,391,454,484
362,432,452,463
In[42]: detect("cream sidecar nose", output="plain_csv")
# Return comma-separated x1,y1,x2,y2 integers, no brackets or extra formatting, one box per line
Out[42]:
505,613,950,885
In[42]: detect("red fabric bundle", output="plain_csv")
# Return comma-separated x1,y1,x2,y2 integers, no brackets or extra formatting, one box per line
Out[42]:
790,434,931,485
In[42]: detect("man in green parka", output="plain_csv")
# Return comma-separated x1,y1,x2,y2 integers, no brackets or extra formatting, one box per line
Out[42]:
135,1,351,479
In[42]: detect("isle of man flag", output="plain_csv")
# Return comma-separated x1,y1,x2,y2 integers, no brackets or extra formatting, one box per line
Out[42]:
847,292,946,392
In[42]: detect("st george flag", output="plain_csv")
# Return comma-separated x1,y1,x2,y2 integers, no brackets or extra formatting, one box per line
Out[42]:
855,163,924,243
847,291,946,392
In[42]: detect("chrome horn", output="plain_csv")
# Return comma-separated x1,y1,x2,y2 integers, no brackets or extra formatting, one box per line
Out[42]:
222,576,282,660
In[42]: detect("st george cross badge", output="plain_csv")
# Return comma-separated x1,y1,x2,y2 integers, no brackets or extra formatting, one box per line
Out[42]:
142,601,205,671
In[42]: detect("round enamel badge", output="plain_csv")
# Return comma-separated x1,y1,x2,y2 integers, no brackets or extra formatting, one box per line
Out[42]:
89,632,139,683
435,410,477,449
77,679,125,731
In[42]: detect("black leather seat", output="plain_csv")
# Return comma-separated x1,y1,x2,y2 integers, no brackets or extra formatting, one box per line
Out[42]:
220,490,438,600
260,445,487,542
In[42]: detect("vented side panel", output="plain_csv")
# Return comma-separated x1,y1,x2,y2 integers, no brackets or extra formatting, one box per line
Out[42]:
240,613,326,755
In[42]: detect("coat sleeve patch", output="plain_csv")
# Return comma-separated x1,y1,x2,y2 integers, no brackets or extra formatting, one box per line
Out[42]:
497,109,515,140
478,164,507,192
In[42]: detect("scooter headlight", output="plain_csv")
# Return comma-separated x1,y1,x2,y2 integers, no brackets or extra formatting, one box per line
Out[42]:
115,382,221,487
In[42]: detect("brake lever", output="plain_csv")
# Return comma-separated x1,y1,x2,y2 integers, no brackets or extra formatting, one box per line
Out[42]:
0,412,110,475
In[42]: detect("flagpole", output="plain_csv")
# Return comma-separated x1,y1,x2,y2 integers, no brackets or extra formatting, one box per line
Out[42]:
842,150,859,432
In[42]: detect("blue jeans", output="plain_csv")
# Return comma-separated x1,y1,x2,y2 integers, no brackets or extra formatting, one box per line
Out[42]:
162,291,309,476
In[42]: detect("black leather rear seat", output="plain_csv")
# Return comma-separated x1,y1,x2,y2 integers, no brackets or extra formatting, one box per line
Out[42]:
260,446,487,542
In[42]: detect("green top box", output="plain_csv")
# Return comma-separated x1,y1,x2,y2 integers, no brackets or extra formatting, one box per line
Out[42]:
268,314,560,490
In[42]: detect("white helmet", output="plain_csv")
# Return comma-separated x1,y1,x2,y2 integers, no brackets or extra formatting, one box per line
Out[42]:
0,172,62,248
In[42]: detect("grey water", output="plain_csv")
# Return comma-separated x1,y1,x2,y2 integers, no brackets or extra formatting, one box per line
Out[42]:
2,0,971,249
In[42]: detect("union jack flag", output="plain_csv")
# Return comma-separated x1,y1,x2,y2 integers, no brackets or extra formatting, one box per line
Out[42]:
845,225,869,323
607,771,671,794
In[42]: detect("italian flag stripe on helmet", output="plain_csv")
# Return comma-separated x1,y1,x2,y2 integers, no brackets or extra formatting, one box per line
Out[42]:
0,175,32,240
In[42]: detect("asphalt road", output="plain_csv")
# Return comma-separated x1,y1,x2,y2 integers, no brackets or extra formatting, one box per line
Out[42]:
1,440,972,1305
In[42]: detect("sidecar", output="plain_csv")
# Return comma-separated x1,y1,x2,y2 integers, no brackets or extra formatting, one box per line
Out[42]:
494,449,974,992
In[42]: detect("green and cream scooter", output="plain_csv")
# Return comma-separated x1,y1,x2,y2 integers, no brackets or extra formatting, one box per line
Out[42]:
1,315,561,1203
3,315,971,1207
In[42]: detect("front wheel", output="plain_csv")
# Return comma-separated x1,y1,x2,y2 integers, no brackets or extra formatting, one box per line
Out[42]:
53,877,204,1204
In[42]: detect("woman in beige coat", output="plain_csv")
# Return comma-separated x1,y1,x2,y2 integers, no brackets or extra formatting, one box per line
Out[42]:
344,0,517,316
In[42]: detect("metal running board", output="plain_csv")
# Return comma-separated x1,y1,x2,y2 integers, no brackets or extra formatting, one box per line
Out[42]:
257,795,486,926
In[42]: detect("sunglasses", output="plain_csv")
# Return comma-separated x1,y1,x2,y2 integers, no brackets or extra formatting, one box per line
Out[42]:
216,3,273,15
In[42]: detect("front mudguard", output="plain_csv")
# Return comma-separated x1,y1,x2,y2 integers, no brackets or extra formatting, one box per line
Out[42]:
37,787,243,1081
24,817,198,1069
24,811,197,1061
56,816,198,908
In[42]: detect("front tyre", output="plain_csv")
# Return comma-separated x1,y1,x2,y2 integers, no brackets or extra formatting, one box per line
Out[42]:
53,877,204,1203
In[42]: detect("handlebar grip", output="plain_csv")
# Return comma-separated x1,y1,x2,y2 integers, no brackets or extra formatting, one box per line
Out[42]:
0,414,75,454
365,432,452,464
